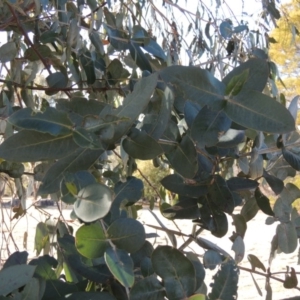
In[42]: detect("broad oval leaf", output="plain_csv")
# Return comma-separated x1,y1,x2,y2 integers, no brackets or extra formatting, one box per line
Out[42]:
277,222,298,254
151,246,196,299
0,41,17,63
224,90,295,133
0,265,36,296
219,20,233,39
46,72,68,95
74,183,113,223
75,223,108,258
9,107,73,136
105,248,134,288
122,128,163,160
130,276,165,300
203,250,222,270
107,218,145,253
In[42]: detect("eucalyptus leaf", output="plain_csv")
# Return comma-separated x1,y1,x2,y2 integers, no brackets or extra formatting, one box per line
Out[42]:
152,246,196,299
75,223,108,258
122,128,163,160
74,183,113,223
0,41,17,63
107,218,145,253
159,65,225,112
105,248,134,288
9,107,73,136
38,148,103,194
46,72,68,95
0,265,36,297
277,222,298,254
225,90,295,133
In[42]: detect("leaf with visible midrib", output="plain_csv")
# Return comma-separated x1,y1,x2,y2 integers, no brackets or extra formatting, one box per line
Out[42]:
0,131,77,162
151,246,196,299
9,107,73,136
224,90,295,133
208,261,238,300
38,148,103,194
160,65,225,110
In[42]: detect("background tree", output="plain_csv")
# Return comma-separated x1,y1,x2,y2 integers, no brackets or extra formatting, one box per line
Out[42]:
0,1,300,300
269,0,300,99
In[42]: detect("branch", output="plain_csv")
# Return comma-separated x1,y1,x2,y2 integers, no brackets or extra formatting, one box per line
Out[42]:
7,3,71,98
239,266,300,291
0,79,121,93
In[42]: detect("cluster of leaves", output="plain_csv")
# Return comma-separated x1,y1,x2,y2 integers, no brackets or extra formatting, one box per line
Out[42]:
1,0,300,299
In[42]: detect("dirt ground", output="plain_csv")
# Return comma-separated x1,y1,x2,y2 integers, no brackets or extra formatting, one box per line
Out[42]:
1,200,300,300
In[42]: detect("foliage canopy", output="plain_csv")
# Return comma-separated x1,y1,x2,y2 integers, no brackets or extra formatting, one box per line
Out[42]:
0,0,300,299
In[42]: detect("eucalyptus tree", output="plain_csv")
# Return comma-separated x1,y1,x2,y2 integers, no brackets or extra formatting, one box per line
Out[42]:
0,1,299,299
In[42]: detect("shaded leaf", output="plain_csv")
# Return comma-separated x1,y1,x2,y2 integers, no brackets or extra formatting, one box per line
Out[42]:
208,260,238,300
255,188,274,216
284,267,298,289
227,177,258,192
163,198,200,219
0,41,17,63
161,174,208,198
263,169,284,195
208,175,234,214
129,41,152,72
283,148,300,171
122,128,163,160
152,246,196,299
107,218,145,253
46,72,68,95
203,250,222,270
166,135,198,179
240,197,259,222
191,106,231,148
79,51,96,85
9,107,73,136
130,276,165,300
277,222,298,254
